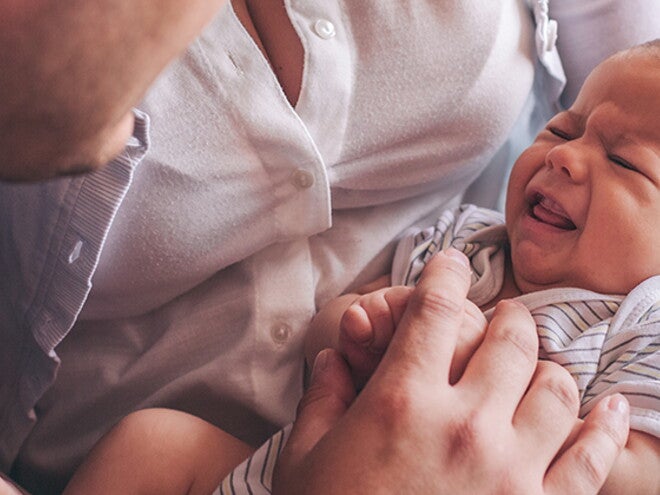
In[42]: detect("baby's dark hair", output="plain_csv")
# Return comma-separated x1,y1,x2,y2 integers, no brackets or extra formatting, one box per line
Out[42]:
626,38,660,60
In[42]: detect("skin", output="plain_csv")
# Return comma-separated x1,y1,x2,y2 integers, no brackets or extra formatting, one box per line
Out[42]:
276,251,629,494
0,2,633,492
0,0,227,181
504,47,660,495
321,280,658,494
506,51,660,295
62,409,254,495
57,253,630,495
303,48,660,494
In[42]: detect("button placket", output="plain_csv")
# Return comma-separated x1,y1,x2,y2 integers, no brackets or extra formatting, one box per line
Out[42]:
532,0,558,53
542,19,558,52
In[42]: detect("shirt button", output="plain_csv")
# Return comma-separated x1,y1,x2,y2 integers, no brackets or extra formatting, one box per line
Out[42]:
271,323,292,344
291,169,315,189
314,19,336,40
68,240,83,263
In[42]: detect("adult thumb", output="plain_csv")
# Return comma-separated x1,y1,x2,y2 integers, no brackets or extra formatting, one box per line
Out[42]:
273,349,355,490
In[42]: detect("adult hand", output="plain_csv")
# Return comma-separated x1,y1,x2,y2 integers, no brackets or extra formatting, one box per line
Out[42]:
0,473,29,495
337,283,486,389
0,0,226,181
273,249,630,494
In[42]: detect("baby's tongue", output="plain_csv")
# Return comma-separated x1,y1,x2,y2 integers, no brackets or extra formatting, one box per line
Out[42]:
532,201,575,230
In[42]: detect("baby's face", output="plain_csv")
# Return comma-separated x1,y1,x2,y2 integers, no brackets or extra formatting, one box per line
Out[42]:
505,51,660,294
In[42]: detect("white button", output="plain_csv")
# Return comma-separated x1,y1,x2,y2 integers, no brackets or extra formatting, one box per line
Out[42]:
271,323,292,344
291,169,315,189
314,19,336,40
68,240,83,263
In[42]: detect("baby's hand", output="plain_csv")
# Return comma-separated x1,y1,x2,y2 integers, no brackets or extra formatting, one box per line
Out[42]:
339,286,413,388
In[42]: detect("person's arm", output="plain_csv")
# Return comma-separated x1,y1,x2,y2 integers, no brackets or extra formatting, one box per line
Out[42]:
0,474,29,495
62,409,254,495
275,249,630,494
0,0,226,181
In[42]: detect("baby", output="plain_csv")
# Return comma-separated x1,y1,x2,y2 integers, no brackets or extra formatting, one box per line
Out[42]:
61,40,660,495
232,38,660,495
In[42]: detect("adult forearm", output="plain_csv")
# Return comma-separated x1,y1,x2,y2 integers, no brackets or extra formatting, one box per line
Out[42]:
0,0,225,180
0,472,29,495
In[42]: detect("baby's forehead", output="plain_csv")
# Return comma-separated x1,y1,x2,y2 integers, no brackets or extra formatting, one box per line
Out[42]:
579,59,659,126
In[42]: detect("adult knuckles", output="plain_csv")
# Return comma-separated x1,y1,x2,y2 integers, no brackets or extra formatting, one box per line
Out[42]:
490,315,538,367
442,412,544,495
585,401,628,452
535,362,580,415
408,284,464,323
444,407,513,468
367,384,417,431
568,442,611,490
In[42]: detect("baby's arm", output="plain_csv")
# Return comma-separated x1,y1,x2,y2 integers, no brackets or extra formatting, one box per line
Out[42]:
63,408,254,495
599,430,660,494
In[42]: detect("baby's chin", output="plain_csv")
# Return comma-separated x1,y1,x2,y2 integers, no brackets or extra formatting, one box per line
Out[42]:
512,267,639,297
510,266,576,295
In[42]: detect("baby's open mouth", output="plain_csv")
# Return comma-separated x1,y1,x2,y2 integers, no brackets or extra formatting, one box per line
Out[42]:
529,193,576,230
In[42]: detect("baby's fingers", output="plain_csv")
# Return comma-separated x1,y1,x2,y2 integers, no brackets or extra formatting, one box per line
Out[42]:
339,286,412,388
344,286,412,353
340,304,373,347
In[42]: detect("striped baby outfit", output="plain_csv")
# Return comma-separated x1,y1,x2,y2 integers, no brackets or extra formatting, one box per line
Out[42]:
217,204,660,494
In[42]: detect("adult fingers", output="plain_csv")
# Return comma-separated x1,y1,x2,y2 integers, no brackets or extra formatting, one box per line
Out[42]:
514,361,580,469
376,248,472,385
280,349,356,471
545,394,629,495
449,299,487,384
459,300,538,414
